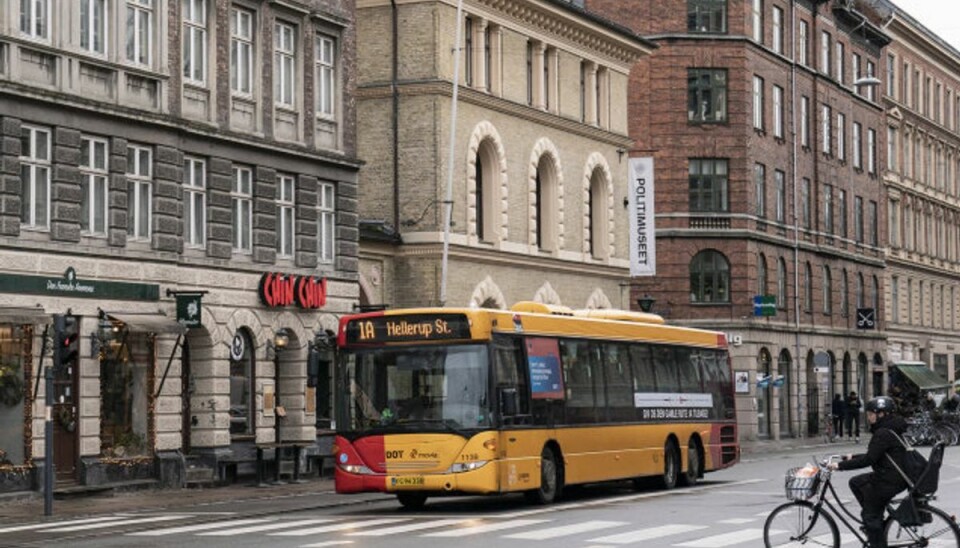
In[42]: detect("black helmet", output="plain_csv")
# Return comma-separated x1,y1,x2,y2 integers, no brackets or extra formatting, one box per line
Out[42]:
865,396,896,413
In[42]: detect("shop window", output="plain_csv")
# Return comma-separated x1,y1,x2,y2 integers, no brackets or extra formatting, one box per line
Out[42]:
100,331,152,457
229,328,255,437
0,325,28,465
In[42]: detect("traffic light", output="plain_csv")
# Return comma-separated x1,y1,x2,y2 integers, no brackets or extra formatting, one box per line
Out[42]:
53,314,81,373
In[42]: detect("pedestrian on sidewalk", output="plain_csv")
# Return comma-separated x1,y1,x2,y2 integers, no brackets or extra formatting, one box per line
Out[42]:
846,391,862,442
832,394,846,442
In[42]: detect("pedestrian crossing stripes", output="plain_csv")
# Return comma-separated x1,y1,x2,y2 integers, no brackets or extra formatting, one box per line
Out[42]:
0,512,878,546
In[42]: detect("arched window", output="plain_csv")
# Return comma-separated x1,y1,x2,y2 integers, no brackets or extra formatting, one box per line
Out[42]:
689,250,730,303
856,272,865,309
777,257,787,308
758,253,768,295
475,141,497,241
840,269,849,316
588,167,609,259
778,349,792,437
535,154,558,251
229,328,256,437
803,262,812,311
822,265,832,314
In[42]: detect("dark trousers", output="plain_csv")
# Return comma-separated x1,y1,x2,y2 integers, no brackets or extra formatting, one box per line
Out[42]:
845,413,860,437
832,415,843,437
849,473,904,548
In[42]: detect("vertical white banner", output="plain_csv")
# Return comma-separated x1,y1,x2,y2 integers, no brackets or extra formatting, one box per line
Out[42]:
628,157,656,276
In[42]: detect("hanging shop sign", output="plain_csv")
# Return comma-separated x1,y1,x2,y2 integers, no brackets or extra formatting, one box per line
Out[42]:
259,272,328,310
0,267,159,301
175,294,203,328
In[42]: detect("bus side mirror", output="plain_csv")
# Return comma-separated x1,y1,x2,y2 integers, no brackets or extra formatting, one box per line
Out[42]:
500,387,518,416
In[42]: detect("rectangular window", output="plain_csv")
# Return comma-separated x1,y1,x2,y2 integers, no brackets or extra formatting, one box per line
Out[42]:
836,42,845,85
821,104,832,154
887,53,896,98
20,125,51,229
887,126,897,171
838,189,847,238
525,41,533,106
892,276,899,323
276,174,295,257
936,83,942,123
687,69,727,123
81,0,106,54
801,96,809,147
772,7,783,54
230,8,254,95
687,0,727,33
752,75,764,130
20,0,49,39
866,61,876,101
889,199,900,247
318,181,336,263
184,156,206,248
824,184,833,234
126,145,152,240
751,0,763,43
852,54,861,91
820,31,830,77
773,85,783,138
869,200,878,246
316,34,337,117
183,0,207,84
80,137,108,236
798,20,808,66
274,22,296,107
688,158,728,212
126,0,153,65
801,177,811,229
754,163,765,218
867,128,876,174
232,167,253,252
854,196,864,243
464,17,473,87
837,112,846,161
853,122,862,169
775,170,785,223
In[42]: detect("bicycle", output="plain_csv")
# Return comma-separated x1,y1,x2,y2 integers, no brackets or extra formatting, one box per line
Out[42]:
762,453,960,547
822,413,836,443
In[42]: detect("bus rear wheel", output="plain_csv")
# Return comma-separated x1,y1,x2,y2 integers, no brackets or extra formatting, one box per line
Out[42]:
679,438,702,487
660,439,680,490
397,492,428,510
525,447,562,504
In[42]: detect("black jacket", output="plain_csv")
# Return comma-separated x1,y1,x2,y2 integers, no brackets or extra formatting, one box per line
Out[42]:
837,414,910,489
832,398,847,417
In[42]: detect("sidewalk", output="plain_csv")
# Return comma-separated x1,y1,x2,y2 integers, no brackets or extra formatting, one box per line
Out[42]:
0,434,871,526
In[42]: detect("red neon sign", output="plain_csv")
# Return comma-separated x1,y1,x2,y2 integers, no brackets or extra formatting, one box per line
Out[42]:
259,273,327,309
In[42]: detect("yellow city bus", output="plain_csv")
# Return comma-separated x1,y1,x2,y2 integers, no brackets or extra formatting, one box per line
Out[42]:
333,301,739,508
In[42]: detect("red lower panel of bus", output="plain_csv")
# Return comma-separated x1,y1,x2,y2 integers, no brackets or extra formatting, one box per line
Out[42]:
335,435,387,493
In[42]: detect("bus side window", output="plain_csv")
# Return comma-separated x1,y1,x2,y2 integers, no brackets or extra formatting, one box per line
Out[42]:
493,337,529,423
629,344,657,393
559,339,598,424
652,345,680,393
678,348,704,393
601,342,635,422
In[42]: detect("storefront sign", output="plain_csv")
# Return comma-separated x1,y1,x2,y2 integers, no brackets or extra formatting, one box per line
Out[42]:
0,267,159,301
230,333,245,361
176,294,202,328
258,273,328,309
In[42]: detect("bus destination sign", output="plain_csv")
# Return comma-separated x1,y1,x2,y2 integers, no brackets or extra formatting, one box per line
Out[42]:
345,314,472,344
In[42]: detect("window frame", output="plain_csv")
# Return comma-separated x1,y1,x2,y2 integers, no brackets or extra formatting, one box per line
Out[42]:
318,181,336,264
126,0,153,66
126,144,153,241
774,169,785,223
688,158,729,213
687,0,727,34
754,163,766,218
232,166,253,253
276,174,296,258
689,250,730,304
316,33,338,119
80,136,109,236
752,75,764,130
20,0,50,41
230,7,255,96
182,0,208,85
274,21,297,108
80,0,107,55
183,156,207,248
773,84,784,138
19,124,51,230
687,68,728,124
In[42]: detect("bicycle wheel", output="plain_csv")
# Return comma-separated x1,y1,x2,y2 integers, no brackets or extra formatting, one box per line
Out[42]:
764,501,840,547
885,503,960,547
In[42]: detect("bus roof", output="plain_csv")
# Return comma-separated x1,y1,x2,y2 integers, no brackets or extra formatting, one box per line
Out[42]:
338,302,728,350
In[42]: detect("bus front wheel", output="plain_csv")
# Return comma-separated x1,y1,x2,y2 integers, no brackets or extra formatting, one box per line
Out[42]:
660,440,680,490
397,492,428,510
525,447,562,504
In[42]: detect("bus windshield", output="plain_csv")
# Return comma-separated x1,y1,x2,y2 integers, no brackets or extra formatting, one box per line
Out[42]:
338,344,492,433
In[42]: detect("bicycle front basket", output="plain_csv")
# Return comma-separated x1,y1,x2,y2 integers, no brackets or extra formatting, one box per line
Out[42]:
784,466,821,501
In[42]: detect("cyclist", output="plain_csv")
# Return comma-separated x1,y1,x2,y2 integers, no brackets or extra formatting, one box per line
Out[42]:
828,396,909,548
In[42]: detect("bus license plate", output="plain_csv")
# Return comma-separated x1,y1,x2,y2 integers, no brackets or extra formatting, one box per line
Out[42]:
392,476,425,487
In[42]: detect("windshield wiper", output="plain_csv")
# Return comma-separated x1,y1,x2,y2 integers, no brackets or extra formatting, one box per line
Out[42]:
406,418,469,438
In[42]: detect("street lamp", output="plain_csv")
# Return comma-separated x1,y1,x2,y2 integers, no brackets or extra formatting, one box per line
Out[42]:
637,295,656,313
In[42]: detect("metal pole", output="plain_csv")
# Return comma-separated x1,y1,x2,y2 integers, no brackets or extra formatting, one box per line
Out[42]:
439,0,466,307
44,365,53,516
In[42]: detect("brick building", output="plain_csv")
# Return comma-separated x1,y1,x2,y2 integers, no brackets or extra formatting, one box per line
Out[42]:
881,6,960,385
586,0,890,440
0,0,358,491
355,0,654,311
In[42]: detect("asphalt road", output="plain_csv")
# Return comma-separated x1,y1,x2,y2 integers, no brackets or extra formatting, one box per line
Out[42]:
4,442,960,548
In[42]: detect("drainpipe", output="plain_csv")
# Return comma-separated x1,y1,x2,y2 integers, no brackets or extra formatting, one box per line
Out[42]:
790,0,803,439
391,0,400,231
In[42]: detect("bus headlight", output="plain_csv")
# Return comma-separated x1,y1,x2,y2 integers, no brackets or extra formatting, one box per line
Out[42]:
446,461,488,473
340,463,374,474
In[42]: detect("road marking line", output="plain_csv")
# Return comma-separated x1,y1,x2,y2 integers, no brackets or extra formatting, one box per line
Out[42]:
299,542,355,547
348,519,466,536
422,519,549,537
589,524,708,543
503,520,626,540
673,528,781,547
129,519,271,536
44,515,190,532
197,519,332,536
718,518,755,524
0,516,128,533
270,518,409,537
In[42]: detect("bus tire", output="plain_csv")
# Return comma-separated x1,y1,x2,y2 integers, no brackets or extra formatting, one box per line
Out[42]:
679,438,701,487
397,492,428,510
524,446,562,504
660,439,680,490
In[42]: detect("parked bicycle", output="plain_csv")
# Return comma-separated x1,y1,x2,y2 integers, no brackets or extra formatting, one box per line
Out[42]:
763,451,959,547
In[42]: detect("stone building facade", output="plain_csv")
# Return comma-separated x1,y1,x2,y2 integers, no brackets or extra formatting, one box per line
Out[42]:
355,0,654,311
586,0,890,440
0,0,359,491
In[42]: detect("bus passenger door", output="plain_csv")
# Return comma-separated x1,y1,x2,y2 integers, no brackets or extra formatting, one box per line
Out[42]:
494,337,539,492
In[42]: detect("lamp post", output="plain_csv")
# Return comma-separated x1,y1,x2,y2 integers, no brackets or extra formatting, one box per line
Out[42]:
637,295,656,313
271,328,289,485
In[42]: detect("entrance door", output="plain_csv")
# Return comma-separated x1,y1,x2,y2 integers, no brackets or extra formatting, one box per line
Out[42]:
181,339,192,454
52,361,79,482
